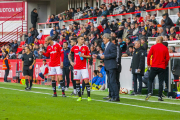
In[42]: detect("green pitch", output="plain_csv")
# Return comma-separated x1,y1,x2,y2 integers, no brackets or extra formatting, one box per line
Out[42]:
0,82,180,120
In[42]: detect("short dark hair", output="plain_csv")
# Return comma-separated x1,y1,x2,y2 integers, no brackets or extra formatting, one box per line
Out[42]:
71,38,77,43
77,36,84,40
93,70,98,75
63,42,68,45
43,59,46,62
98,65,103,68
25,46,30,50
40,30,42,32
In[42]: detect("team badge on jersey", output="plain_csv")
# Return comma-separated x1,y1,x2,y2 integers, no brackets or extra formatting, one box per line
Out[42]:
82,48,85,51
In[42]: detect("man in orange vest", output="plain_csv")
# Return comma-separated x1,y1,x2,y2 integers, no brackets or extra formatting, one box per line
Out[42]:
2,51,11,82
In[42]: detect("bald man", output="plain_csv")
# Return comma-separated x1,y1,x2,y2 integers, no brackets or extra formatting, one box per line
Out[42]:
146,36,170,101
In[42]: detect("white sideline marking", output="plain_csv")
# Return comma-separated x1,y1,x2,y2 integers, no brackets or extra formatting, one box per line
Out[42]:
0,87,180,113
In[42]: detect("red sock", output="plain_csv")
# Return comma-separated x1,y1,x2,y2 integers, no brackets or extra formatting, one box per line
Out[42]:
54,92,56,95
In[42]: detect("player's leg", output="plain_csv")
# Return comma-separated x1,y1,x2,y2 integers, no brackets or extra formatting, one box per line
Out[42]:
81,80,85,95
56,67,66,97
23,69,29,90
70,69,76,95
49,67,57,97
74,70,82,101
82,69,91,101
29,69,34,90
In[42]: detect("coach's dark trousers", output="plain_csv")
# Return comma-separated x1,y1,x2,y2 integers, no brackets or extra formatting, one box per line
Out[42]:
4,69,9,82
107,69,119,99
116,70,120,93
63,67,70,88
133,74,142,93
148,67,165,97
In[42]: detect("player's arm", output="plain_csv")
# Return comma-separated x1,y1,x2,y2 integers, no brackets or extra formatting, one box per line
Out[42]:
42,48,50,57
29,55,36,69
60,46,64,68
22,55,24,71
80,47,91,59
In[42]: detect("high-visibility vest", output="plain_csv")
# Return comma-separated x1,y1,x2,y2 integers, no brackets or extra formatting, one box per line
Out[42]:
2,58,11,70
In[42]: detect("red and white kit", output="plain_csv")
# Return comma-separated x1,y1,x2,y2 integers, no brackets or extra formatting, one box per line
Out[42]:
43,41,64,75
71,44,91,80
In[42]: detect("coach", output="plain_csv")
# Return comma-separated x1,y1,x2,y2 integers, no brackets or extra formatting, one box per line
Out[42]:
130,40,145,95
96,33,119,102
146,36,169,101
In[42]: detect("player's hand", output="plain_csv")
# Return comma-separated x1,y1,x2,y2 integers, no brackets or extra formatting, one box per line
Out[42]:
60,62,63,69
148,66,151,69
137,69,141,72
89,65,91,69
100,55,105,59
80,53,85,58
70,62,75,67
130,68,132,71
29,66,32,69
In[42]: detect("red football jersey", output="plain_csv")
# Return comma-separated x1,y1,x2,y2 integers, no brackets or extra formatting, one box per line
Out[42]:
71,44,91,69
43,42,64,67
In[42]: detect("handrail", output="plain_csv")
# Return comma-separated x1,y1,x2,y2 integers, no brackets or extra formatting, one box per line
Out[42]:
0,11,23,26
38,21,59,25
64,17,97,22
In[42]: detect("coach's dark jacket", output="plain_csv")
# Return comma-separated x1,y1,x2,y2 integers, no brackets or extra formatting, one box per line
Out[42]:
116,45,122,72
98,42,117,70
130,46,145,75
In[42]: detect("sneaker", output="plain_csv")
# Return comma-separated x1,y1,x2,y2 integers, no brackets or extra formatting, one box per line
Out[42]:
87,97,92,101
25,87,30,91
158,97,164,101
130,92,136,96
103,96,111,100
77,97,82,101
58,86,61,89
62,94,66,97
71,91,77,97
145,93,152,101
52,94,57,97
28,87,31,90
65,88,69,91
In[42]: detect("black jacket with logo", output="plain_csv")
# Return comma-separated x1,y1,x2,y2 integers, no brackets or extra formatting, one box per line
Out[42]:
130,46,145,75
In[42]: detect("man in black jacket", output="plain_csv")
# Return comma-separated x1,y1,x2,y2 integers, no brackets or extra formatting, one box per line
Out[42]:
31,27,39,38
31,8,38,28
130,40,145,95
162,13,174,29
110,20,118,32
101,15,109,28
127,3,135,13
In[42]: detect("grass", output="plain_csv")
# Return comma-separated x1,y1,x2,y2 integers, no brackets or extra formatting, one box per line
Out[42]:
0,82,179,120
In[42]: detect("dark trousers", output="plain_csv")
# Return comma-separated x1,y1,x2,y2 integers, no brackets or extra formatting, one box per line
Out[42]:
4,69,9,82
107,69,119,99
164,67,169,89
39,73,47,81
71,69,76,89
133,74,142,93
148,67,165,97
116,70,120,92
63,67,70,88
32,22,36,28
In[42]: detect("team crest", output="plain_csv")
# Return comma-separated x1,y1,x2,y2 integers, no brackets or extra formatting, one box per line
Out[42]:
82,48,85,51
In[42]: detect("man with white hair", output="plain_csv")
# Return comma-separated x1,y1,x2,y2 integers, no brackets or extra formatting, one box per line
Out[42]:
140,2,146,11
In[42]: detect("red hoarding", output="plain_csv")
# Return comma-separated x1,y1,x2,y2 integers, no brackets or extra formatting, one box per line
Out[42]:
0,2,25,21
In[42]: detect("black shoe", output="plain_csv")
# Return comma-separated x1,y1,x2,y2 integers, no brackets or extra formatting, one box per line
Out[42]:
108,98,113,101
28,87,31,90
136,92,142,95
52,94,57,97
81,91,84,95
25,87,30,91
109,98,120,102
130,92,136,96
62,94,67,97
145,93,152,101
103,96,111,100
158,97,164,101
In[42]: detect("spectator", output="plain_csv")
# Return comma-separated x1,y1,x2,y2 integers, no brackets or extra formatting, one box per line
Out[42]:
49,14,56,22
39,59,49,82
5,45,9,53
156,0,164,9
140,2,146,11
101,7,109,16
169,27,176,37
59,35,66,46
139,30,148,41
151,28,158,37
176,12,180,25
98,8,103,17
46,15,51,23
166,0,178,7
31,8,38,28
31,27,39,39
55,14,61,21
61,25,67,31
26,33,34,45
37,30,43,40
118,38,127,52
163,0,169,7
34,45,39,58
109,3,114,13
12,40,18,53
90,33,96,45
103,24,111,34
158,27,167,36
9,40,14,47
117,26,124,38
9,50,16,59
29,44,34,52
34,38,40,45
150,2,156,9
91,70,99,84
133,23,139,36
56,26,61,34
162,13,174,28
110,20,118,32
63,42,71,89
50,26,56,36
122,22,129,38
122,46,133,57
52,31,58,41
128,3,135,13
141,37,148,50
19,49,25,59
84,3,90,10
119,5,127,14
151,15,159,24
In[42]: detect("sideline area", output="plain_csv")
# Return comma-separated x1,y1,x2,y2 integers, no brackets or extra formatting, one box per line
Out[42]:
0,83,179,120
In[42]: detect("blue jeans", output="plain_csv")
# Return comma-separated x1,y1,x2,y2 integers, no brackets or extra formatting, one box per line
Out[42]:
39,73,47,81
